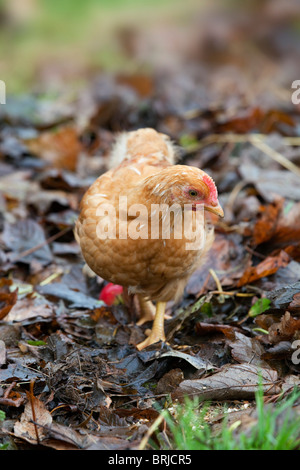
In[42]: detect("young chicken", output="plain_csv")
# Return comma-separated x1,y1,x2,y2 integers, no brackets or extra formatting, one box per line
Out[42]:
75,128,223,349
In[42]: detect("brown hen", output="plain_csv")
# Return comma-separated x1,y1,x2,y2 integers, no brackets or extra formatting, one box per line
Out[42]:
75,128,223,349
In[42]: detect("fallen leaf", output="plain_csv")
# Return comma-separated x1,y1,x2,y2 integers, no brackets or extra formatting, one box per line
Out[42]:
261,341,293,360
14,396,52,444
229,332,269,367
237,250,290,287
239,165,300,203
36,282,104,309
289,293,300,312
26,126,82,171
86,436,138,450
268,311,300,344
251,201,282,246
0,289,18,320
174,363,279,400
4,296,54,322
217,106,264,133
248,298,271,317
159,349,213,371
117,74,154,97
156,368,184,394
186,232,250,293
284,245,300,262
195,321,238,340
267,281,300,310
270,202,300,246
2,219,53,265
36,422,91,450
0,363,43,383
0,388,24,408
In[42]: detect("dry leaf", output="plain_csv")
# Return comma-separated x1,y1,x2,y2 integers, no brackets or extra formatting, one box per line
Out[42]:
251,201,282,246
229,332,269,367
0,289,18,320
237,250,290,287
14,397,52,444
26,126,82,172
5,296,54,322
195,321,237,340
268,311,300,344
271,202,300,246
174,364,279,400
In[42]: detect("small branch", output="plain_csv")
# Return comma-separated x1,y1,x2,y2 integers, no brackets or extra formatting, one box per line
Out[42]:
138,412,167,450
249,135,300,178
10,227,72,263
209,269,225,303
198,133,300,177
27,379,40,446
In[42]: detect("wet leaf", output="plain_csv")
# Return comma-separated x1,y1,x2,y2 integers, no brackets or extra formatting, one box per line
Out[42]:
159,349,214,370
0,363,43,383
267,282,300,310
2,219,53,265
36,282,104,309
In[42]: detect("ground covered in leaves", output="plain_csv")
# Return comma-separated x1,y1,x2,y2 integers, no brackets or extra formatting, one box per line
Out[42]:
0,1,300,450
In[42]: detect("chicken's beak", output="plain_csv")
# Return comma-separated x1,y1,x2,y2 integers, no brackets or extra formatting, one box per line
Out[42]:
204,202,224,218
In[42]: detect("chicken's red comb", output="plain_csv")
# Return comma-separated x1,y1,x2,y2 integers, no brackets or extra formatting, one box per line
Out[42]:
202,174,218,204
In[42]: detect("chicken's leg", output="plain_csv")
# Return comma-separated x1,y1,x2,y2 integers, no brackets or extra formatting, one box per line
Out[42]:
136,296,156,325
136,301,166,350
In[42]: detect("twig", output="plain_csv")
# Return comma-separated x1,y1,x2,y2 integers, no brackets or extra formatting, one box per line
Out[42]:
138,412,167,450
209,269,225,303
283,137,300,146
249,135,300,178
3,381,17,398
225,180,249,219
245,246,266,260
210,290,255,297
198,133,300,177
39,271,63,286
209,269,222,292
199,133,300,148
78,410,94,428
27,379,40,445
10,226,72,263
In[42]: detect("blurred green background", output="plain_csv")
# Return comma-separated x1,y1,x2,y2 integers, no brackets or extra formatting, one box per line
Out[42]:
0,0,299,99
0,0,204,93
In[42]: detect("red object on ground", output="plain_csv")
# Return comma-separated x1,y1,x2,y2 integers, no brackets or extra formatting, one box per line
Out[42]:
99,283,123,306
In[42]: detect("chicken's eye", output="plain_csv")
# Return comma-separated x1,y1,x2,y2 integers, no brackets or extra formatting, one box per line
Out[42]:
188,189,198,197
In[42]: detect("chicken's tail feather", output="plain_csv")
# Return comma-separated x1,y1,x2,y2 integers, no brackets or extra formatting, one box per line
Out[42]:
108,128,178,169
